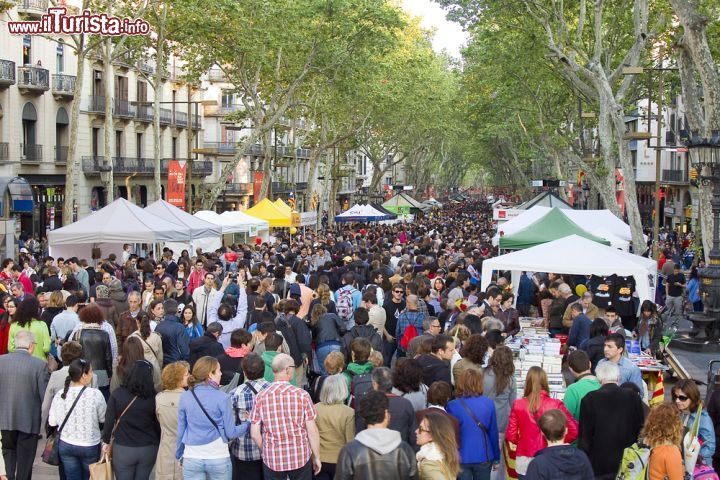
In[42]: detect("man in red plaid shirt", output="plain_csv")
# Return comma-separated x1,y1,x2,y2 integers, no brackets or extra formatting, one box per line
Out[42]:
250,353,321,479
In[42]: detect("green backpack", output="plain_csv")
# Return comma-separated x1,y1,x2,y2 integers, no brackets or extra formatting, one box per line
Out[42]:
615,442,652,480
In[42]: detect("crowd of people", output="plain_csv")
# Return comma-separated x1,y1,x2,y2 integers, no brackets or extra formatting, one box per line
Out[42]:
0,200,717,480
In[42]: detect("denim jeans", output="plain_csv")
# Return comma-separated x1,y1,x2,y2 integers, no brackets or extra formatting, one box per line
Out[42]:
458,461,492,480
315,342,342,375
382,339,397,367
183,456,232,480
58,440,101,480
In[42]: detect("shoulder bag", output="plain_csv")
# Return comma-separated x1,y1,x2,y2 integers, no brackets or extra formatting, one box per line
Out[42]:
107,396,138,459
458,398,492,461
42,386,87,466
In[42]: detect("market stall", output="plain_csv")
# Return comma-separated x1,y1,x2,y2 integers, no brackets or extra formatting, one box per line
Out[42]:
481,235,657,308
145,200,223,257
48,198,192,260
498,207,611,249
493,206,636,246
245,198,292,227
220,210,270,242
335,204,394,223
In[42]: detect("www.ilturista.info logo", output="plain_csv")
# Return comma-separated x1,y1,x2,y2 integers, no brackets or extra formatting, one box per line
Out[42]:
8,7,150,36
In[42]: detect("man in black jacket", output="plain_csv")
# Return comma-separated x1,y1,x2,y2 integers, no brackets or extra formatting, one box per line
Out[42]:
337,390,418,480
155,299,190,367
341,308,382,364
189,322,224,368
416,334,454,387
578,361,644,479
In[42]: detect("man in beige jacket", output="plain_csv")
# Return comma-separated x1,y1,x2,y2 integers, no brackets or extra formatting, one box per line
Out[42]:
563,292,600,329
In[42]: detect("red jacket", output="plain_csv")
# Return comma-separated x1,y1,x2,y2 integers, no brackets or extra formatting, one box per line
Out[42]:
186,269,207,295
506,391,578,458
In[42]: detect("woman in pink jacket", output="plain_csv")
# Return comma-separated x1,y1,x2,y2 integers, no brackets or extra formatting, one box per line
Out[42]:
506,366,578,478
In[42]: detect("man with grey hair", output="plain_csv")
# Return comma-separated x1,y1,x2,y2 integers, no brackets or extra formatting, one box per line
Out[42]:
355,367,417,447
563,291,599,330
250,352,322,478
578,361,645,479
0,331,49,480
9,282,26,303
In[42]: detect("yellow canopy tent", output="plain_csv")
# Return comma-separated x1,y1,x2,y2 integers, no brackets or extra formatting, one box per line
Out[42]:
245,198,292,227
274,199,292,215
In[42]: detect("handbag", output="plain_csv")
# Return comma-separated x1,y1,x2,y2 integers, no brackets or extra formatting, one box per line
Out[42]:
42,386,87,466
107,396,138,459
88,453,112,480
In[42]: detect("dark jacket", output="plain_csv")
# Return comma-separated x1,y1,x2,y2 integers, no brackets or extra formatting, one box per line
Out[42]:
548,298,566,330
581,335,606,373
356,394,418,447
336,428,418,480
567,313,592,348
216,352,244,386
416,354,451,387
40,306,64,330
314,312,346,344
76,326,113,378
94,298,120,329
189,333,224,368
525,444,594,480
275,314,312,367
155,315,190,366
342,325,382,364
578,383,645,479
42,275,63,293
497,307,520,337
101,387,160,447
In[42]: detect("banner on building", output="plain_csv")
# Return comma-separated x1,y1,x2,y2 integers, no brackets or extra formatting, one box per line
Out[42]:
167,160,187,209
253,171,264,203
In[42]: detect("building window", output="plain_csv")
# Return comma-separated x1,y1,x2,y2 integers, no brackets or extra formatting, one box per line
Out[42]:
172,137,177,159
115,130,123,158
136,133,143,158
92,128,100,157
56,41,64,73
22,35,32,65
221,89,234,108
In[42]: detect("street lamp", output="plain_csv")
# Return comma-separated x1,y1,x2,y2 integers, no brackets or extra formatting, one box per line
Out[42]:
684,130,720,343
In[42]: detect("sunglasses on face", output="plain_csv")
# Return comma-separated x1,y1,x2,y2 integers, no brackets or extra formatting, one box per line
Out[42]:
673,394,689,402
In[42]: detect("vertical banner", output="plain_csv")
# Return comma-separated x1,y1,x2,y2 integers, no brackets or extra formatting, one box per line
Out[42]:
253,171,264,203
167,160,187,209
288,190,295,211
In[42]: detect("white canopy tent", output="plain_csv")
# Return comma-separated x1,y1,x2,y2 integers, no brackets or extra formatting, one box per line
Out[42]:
493,206,636,246
145,201,224,258
481,235,657,309
48,198,192,260
592,228,630,251
220,211,271,242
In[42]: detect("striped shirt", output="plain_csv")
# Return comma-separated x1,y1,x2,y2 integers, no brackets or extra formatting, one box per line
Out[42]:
249,381,317,471
230,379,270,461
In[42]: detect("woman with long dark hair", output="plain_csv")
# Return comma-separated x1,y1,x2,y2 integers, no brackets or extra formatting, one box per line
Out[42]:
49,358,106,480
111,336,162,393
181,305,203,340
635,300,664,356
416,410,461,480
128,314,163,375
8,296,51,361
101,360,161,480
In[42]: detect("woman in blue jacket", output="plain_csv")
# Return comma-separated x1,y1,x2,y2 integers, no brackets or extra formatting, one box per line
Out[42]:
177,356,248,479
447,368,500,480
673,379,716,466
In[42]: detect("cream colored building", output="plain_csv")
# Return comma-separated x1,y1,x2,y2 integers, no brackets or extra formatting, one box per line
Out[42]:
0,1,211,237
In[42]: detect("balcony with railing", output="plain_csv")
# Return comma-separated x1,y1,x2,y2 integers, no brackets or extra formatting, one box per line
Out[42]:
661,169,689,184
52,74,75,99
88,95,106,113
20,143,42,163
135,105,154,122
208,68,226,82
0,60,15,89
159,108,172,125
0,143,8,161
173,111,187,126
17,66,49,94
200,142,237,156
81,156,213,176
55,146,68,164
224,183,253,195
137,60,155,75
113,100,135,119
16,0,48,17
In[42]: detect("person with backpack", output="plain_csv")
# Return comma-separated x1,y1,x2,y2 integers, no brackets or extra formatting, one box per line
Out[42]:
342,338,375,407
396,295,427,358
334,273,362,329
524,409,593,480
341,308,382,364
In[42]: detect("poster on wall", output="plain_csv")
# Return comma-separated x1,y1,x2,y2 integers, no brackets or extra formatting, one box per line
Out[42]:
167,160,187,209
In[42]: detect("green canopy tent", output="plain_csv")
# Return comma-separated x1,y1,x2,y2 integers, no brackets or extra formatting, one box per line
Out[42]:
498,207,611,250
382,192,428,215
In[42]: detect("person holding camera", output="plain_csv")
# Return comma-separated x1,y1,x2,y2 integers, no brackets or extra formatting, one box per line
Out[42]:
206,275,248,349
